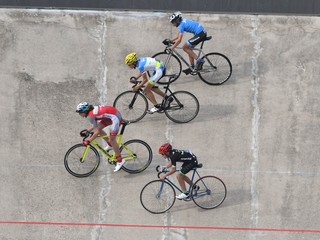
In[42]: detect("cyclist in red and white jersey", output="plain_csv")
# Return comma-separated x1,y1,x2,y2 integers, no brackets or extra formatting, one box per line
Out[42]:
76,102,125,172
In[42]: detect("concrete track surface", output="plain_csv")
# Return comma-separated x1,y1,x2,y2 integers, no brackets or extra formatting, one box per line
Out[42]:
0,8,320,240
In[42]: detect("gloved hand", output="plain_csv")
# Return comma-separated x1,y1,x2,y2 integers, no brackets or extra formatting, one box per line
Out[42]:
82,140,90,146
162,39,172,45
80,129,88,137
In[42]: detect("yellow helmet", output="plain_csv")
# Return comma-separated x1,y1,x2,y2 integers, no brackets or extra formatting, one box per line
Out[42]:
125,52,138,65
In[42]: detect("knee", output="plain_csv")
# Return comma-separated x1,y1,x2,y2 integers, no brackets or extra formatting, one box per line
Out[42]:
183,44,190,51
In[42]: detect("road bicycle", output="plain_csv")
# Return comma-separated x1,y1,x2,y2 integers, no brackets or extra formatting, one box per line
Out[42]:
64,120,152,177
113,75,200,123
152,37,232,85
140,163,227,214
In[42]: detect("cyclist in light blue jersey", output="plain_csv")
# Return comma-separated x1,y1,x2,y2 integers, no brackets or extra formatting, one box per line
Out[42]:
168,11,207,74
125,52,172,113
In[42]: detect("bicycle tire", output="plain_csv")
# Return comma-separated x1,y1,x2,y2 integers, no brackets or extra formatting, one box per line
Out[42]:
140,180,176,214
191,175,227,209
152,52,181,84
113,91,148,123
120,139,153,173
64,144,100,178
198,52,232,85
164,91,200,123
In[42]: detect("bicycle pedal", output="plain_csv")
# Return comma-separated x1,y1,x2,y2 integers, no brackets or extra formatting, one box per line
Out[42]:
107,159,117,165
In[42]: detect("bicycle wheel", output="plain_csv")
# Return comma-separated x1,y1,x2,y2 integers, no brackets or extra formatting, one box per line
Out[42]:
152,52,181,84
140,180,176,214
113,91,148,123
120,139,153,173
198,52,232,85
64,144,100,178
164,91,200,123
192,175,227,209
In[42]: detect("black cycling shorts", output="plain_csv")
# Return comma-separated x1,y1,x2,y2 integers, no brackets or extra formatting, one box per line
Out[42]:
180,160,198,175
187,31,207,47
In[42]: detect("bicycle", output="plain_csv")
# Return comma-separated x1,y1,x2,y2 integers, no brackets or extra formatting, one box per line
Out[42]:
64,120,153,177
152,37,232,85
113,75,200,123
140,163,227,214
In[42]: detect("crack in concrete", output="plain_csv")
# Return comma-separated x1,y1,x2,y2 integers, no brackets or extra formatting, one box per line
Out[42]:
249,15,263,240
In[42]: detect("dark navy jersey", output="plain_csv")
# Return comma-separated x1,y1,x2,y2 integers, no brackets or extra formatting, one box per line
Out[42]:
168,149,197,167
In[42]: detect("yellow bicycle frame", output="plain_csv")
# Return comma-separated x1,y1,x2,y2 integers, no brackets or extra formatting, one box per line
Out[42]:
81,133,137,163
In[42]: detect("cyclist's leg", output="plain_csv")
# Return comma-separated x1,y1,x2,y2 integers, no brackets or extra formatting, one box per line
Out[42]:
177,160,198,191
100,115,122,162
184,31,207,67
151,67,167,98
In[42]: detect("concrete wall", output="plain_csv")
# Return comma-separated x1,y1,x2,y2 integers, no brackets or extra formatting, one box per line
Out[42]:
1,0,320,15
0,8,320,240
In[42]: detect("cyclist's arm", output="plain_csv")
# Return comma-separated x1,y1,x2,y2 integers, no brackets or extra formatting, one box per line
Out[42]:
133,72,148,91
161,162,176,179
170,33,183,49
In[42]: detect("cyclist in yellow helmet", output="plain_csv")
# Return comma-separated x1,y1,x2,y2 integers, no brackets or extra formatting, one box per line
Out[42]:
125,52,172,114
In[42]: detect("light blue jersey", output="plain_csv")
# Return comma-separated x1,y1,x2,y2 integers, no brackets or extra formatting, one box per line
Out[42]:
178,19,205,35
136,57,165,85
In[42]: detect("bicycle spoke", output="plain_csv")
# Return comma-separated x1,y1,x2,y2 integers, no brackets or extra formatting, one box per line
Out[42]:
64,144,100,178
192,176,227,209
164,91,199,123
140,180,176,214
120,139,152,173
198,53,232,85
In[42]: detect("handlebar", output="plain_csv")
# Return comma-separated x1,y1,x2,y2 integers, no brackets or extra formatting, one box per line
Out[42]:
162,39,174,46
80,129,93,140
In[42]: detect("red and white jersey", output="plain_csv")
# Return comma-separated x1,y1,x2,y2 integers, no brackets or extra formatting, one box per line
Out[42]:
87,105,121,128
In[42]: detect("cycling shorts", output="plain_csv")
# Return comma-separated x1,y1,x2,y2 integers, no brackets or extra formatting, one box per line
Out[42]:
100,111,122,136
187,31,207,47
148,61,165,85
179,159,198,175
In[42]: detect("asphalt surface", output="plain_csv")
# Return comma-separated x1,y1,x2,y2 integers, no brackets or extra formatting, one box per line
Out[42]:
0,8,320,240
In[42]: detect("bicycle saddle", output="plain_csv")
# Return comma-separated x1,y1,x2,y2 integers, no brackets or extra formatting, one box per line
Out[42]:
204,36,212,41
121,119,130,126
196,163,203,168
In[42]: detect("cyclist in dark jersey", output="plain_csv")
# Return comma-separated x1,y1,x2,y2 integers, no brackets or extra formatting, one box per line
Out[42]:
167,11,207,74
158,143,199,199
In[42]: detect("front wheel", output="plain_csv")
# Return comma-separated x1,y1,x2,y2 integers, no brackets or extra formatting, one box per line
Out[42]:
152,52,182,84
198,52,232,85
64,144,100,178
113,91,148,123
140,180,176,214
164,91,200,123
120,139,153,173
192,175,227,209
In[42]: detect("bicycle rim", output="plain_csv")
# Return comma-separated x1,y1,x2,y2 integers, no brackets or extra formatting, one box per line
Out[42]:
120,139,153,173
140,180,176,214
113,91,148,123
152,52,181,84
198,52,232,85
164,91,200,123
64,144,100,178
192,176,227,209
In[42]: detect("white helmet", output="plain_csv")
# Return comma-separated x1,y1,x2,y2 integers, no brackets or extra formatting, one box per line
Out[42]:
169,11,182,23
76,102,90,113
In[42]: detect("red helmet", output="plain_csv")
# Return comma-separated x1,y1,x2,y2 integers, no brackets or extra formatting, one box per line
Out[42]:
158,143,172,155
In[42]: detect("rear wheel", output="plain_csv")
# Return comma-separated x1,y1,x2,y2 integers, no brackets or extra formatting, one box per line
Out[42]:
198,52,232,85
64,144,100,178
140,180,176,214
164,91,200,123
120,139,153,173
113,91,148,123
192,175,227,209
